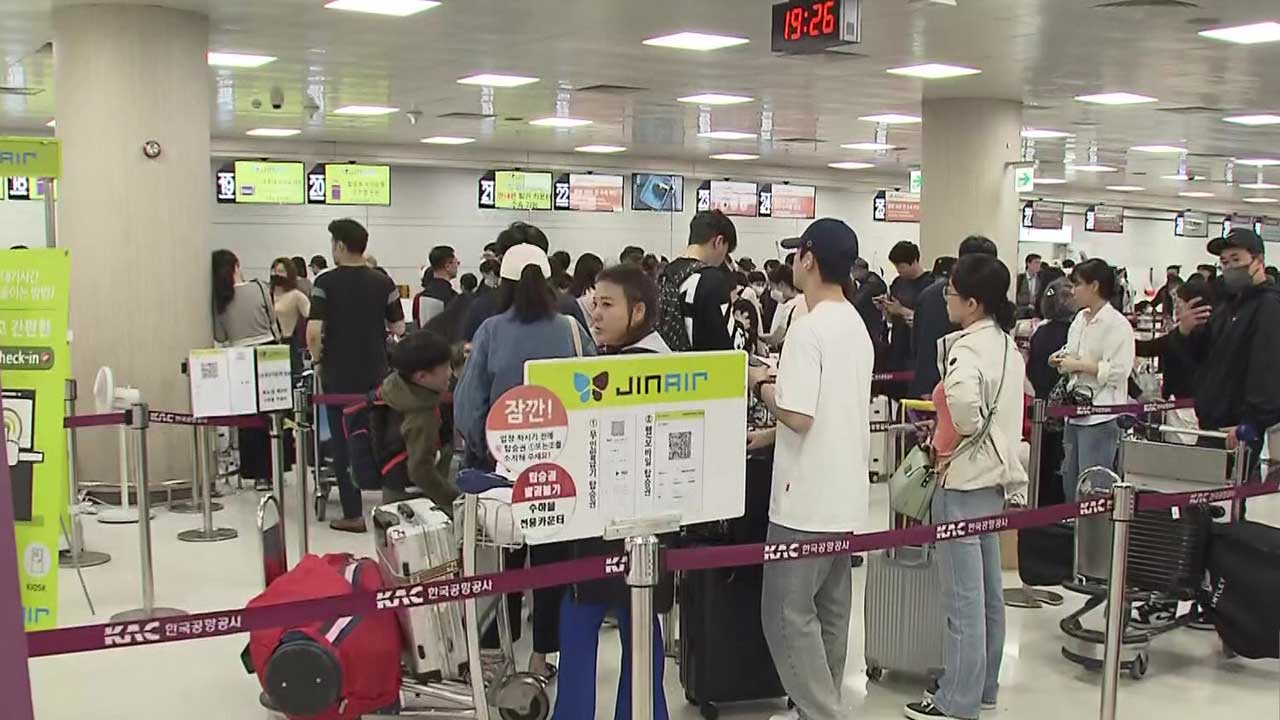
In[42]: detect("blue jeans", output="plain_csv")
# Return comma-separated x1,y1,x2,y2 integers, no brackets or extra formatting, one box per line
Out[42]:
1061,420,1121,501
932,487,1005,720
552,595,668,720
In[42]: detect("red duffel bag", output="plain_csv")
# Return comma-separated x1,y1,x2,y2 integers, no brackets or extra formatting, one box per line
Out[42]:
247,553,403,719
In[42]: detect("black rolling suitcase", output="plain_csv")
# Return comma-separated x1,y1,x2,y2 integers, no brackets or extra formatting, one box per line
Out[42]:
1205,521,1280,659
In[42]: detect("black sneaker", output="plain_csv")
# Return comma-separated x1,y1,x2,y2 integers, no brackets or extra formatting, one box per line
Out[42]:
904,701,969,720
1131,602,1175,630
923,683,996,711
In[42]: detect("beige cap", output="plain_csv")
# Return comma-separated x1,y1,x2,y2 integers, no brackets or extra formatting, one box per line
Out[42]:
500,244,551,281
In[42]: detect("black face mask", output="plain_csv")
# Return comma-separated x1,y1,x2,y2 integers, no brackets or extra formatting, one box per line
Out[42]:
270,275,287,287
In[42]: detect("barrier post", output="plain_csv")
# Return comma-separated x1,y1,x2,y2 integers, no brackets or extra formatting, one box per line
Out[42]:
169,426,218,515
292,386,311,559
1099,481,1135,720
178,426,238,543
111,404,186,622
268,412,289,565
61,379,110,568
626,534,660,720
1230,443,1249,522
1005,399,1063,608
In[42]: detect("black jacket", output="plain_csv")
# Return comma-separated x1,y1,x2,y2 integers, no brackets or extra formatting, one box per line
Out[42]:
1027,320,1071,399
1170,282,1280,433
1135,333,1197,400
909,279,953,398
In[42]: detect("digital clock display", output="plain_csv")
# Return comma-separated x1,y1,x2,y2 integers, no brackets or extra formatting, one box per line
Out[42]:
771,0,859,54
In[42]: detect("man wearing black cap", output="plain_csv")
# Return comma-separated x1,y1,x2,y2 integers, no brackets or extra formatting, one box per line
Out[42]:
1173,228,1280,468
748,218,872,720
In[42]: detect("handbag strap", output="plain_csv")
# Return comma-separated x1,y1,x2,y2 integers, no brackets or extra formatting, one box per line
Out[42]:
255,279,285,342
952,330,1009,457
565,315,583,357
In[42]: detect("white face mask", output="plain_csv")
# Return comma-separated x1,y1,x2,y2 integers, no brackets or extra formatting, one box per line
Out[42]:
770,289,785,302
483,273,499,288
752,284,766,295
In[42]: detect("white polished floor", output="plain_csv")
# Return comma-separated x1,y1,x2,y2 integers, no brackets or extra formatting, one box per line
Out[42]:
29,479,1280,720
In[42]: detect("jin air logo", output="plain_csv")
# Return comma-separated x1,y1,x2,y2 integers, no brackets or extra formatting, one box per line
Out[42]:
573,371,609,403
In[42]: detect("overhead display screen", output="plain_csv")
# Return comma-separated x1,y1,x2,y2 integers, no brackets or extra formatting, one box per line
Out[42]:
1221,215,1260,238
873,190,920,223
770,0,861,54
307,164,392,206
759,183,816,219
479,170,554,210
4,177,54,201
1174,210,1209,238
1022,200,1065,230
696,180,759,217
632,174,684,212
554,173,624,212
1259,217,1280,243
1085,205,1124,233
215,161,306,205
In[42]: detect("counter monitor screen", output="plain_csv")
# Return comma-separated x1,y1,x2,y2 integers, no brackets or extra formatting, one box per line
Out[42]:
697,180,759,217
307,164,392,206
632,174,684,212
223,161,306,205
479,170,554,210
759,183,816,219
555,174,625,212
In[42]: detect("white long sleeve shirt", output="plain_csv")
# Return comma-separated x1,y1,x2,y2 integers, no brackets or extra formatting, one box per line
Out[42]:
1061,303,1136,426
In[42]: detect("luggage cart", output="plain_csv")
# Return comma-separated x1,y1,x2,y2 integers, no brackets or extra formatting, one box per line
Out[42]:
387,470,550,720
1060,429,1247,679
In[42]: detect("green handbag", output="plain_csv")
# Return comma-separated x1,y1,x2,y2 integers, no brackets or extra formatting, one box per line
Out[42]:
888,444,938,522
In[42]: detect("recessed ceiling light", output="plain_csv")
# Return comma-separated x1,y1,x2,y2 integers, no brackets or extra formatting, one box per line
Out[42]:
859,113,921,124
698,130,757,141
420,136,475,145
1070,164,1119,173
1239,182,1280,190
333,105,399,116
1179,191,1215,198
1224,114,1280,126
323,0,441,17
246,128,301,137
1242,196,1280,203
529,117,593,128
1199,21,1280,45
575,144,627,154
1075,92,1158,106
1163,174,1191,181
1106,185,1145,192
677,93,753,105
1033,178,1068,185
207,52,277,68
1236,158,1280,167
642,32,750,51
456,73,540,88
828,161,875,170
886,63,982,79
709,153,759,161
44,119,55,128
841,142,898,151
1021,128,1074,139
1131,145,1186,154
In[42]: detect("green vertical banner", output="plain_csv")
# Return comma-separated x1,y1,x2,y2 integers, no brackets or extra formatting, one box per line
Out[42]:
0,249,70,630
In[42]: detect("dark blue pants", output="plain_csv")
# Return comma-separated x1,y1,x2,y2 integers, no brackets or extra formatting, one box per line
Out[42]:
552,595,668,720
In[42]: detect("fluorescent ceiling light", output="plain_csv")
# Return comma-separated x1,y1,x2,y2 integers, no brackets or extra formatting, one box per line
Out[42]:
1070,164,1119,173
828,161,875,170
529,117,593,128
1178,191,1215,198
44,119,55,128
456,73,540,88
1224,114,1280,126
1033,178,1067,185
642,32,750,51
323,0,441,17
575,144,627,154
1131,145,1185,154
1198,21,1280,45
1242,196,1279,203
333,105,399,116
246,128,301,137
1075,92,1158,106
709,153,759,161
859,113,921,124
1106,185,1145,192
1021,128,1073,139
678,93,753,105
886,63,982,79
207,52,277,68
1162,174,1191,181
698,130,757,141
1236,157,1280,167
841,142,897,151
420,136,475,145
1239,182,1280,190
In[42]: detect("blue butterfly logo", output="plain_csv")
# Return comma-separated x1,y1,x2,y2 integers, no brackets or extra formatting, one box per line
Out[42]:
573,371,609,403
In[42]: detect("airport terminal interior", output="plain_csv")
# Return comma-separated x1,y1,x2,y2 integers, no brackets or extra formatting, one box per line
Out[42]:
3,0,1280,719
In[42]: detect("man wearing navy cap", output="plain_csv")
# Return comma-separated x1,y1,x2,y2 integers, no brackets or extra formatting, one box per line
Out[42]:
1173,227,1280,477
748,218,873,720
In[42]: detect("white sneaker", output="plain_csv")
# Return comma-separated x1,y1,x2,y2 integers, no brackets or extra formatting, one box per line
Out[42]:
768,709,800,720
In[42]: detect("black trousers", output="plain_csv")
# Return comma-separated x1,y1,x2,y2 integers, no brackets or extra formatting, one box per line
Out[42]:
481,542,568,655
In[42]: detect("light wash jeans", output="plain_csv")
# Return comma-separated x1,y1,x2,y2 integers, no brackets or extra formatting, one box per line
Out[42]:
1061,419,1121,501
932,487,1006,720
760,523,852,720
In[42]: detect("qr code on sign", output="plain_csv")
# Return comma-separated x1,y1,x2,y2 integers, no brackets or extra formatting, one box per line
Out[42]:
611,420,626,438
668,431,692,461
199,361,220,381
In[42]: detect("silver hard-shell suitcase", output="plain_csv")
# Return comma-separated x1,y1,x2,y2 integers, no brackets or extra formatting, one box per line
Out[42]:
863,544,945,681
372,498,468,682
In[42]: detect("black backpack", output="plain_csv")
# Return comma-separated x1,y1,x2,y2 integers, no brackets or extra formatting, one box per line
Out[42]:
656,259,706,352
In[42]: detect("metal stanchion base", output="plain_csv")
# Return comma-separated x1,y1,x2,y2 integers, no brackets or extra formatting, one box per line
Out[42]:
178,527,238,543
1030,588,1064,606
110,607,187,623
98,508,152,524
59,549,111,568
169,500,223,514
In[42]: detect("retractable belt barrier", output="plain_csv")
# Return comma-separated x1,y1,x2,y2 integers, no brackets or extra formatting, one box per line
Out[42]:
63,409,267,430
24,478,1280,659
1046,398,1196,419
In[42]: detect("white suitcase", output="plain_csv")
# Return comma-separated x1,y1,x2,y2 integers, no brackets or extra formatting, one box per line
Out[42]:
372,498,468,682
869,395,894,480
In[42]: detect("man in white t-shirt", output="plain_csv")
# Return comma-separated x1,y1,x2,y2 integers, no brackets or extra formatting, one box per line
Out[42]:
748,218,873,720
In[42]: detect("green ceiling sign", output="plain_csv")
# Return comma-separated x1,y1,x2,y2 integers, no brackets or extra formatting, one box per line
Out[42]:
0,137,61,179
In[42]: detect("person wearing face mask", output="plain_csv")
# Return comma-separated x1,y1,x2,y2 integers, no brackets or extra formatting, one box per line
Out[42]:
478,259,500,293
749,270,775,330
1172,228,1280,475
269,257,312,375
764,264,805,348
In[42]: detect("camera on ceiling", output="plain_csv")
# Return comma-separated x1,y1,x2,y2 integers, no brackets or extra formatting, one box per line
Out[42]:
270,87,285,111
